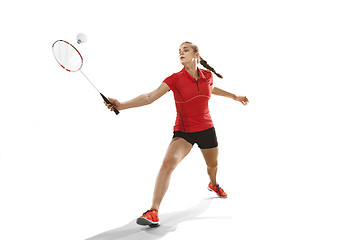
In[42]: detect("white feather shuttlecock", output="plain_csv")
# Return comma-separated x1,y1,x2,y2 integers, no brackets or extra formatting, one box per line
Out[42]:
76,33,87,44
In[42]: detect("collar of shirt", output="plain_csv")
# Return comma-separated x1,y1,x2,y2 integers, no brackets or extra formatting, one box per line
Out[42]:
181,67,206,83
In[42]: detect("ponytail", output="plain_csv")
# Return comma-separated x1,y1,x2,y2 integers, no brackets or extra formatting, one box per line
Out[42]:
181,41,223,79
199,56,223,79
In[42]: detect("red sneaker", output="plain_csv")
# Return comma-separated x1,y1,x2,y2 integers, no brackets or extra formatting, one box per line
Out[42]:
136,208,160,227
208,182,228,198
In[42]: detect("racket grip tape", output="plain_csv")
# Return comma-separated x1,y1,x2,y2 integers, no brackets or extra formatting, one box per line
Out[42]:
100,93,119,115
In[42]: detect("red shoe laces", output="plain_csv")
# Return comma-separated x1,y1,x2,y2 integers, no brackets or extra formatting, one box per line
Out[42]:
215,185,224,194
143,208,158,215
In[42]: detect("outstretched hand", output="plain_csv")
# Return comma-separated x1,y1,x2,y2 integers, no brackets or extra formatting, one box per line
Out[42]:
234,96,249,105
104,97,121,111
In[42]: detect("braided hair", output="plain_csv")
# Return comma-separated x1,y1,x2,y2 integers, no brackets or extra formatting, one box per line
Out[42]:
199,56,223,79
182,41,223,79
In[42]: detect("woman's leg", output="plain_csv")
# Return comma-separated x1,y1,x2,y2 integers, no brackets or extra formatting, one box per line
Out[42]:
201,147,219,186
151,137,193,210
201,146,227,198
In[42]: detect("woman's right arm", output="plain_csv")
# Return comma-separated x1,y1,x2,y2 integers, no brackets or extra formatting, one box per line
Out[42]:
105,82,170,111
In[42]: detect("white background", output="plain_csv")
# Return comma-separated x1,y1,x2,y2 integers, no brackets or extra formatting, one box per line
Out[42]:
1,0,359,239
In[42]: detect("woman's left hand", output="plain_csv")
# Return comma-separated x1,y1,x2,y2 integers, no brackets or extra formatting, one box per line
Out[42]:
234,96,249,105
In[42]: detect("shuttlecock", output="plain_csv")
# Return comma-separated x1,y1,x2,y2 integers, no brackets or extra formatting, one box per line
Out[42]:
77,33,87,44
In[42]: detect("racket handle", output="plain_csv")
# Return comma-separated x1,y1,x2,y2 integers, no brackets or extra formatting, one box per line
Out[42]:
100,93,119,115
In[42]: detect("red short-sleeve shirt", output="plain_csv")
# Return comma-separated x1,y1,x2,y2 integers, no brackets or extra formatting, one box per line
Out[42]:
163,67,214,133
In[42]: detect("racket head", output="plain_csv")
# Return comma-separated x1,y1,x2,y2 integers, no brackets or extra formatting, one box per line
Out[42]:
52,40,83,72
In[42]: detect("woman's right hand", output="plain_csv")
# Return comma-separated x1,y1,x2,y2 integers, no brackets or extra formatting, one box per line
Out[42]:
104,97,121,111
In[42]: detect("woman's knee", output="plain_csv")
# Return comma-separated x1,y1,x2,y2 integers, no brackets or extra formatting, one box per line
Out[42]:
206,158,218,169
160,157,180,173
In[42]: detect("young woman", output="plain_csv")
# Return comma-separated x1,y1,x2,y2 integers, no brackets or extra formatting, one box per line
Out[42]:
105,42,248,227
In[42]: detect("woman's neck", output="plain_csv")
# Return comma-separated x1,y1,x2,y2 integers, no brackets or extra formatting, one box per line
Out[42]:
184,63,198,79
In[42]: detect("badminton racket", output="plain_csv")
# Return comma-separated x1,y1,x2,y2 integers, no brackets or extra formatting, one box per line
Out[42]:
52,40,119,115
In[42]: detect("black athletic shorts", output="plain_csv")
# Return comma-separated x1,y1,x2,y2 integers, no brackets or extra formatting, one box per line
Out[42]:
173,127,218,149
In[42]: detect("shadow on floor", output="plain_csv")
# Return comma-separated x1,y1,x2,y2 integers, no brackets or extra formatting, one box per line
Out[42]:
86,197,231,240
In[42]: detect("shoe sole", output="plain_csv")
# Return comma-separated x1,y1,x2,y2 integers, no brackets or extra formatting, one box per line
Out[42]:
208,187,228,198
136,217,160,228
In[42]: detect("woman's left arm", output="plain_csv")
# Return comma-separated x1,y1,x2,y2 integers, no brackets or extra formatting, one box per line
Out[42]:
211,86,249,105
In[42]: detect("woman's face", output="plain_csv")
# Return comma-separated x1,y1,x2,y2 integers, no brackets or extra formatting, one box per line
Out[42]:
179,43,199,65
